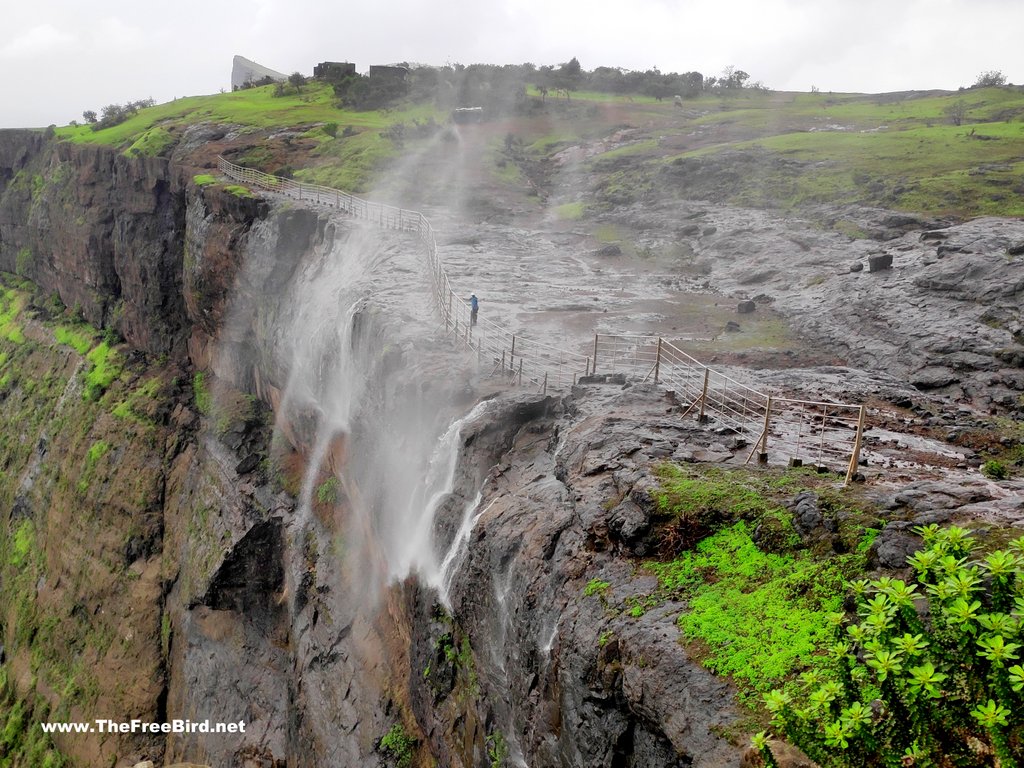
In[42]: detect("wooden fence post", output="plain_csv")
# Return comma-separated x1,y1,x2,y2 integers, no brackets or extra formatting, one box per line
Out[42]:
845,405,867,486
653,337,663,384
697,368,710,422
759,396,772,463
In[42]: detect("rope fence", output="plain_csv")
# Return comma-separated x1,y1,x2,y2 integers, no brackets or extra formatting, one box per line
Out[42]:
216,157,867,482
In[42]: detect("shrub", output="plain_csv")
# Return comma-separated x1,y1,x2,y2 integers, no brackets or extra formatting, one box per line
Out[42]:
379,723,416,767
755,525,1024,767
316,477,340,505
193,372,211,414
982,459,1009,480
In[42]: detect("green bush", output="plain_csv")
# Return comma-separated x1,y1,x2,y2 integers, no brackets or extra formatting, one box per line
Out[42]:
379,723,416,767
316,477,340,505
982,459,1009,480
193,372,211,414
755,524,1024,767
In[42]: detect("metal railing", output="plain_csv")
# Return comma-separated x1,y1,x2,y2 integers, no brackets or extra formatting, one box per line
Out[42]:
216,157,867,483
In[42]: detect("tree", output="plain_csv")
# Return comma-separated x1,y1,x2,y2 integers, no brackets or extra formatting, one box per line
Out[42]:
288,71,307,92
82,110,97,124
973,70,1006,88
944,99,967,126
546,57,583,99
720,65,750,90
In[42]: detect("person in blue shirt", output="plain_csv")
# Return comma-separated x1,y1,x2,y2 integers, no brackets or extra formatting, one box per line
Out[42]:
470,294,479,326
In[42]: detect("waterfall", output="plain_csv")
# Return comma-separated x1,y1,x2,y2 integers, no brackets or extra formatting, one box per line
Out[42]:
235,204,487,608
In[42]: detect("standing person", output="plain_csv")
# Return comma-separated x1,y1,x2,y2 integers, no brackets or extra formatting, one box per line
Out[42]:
470,294,479,326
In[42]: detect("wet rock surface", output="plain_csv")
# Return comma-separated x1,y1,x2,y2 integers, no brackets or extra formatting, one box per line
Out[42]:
428,384,743,767
2,125,1024,768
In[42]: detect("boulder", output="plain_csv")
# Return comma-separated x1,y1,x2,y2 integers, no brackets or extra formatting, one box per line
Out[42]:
849,261,864,272
594,244,622,258
737,300,756,314
868,522,922,570
867,253,893,272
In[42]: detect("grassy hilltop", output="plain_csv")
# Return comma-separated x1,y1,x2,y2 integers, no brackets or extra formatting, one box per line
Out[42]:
55,77,1024,219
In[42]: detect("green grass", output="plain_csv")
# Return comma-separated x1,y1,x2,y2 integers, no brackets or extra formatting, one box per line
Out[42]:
648,89,1024,217
0,286,28,344
9,520,34,568
589,138,659,163
526,132,581,154
223,184,255,198
53,326,94,355
124,126,175,157
193,372,211,414
85,440,110,467
649,521,858,703
297,128,410,193
15,247,32,276
627,463,879,703
316,477,340,505
83,342,121,400
192,173,216,186
553,201,585,220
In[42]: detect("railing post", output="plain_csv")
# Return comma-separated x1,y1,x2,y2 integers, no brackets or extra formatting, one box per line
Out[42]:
845,405,867,486
510,335,516,359
697,368,710,422
517,358,523,386
653,337,663,384
592,334,599,374
501,350,506,373
759,396,772,463
543,372,548,394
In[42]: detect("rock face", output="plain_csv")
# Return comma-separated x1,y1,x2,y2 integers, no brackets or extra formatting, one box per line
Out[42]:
0,130,189,356
603,200,1024,414
3,123,1024,768
410,385,742,767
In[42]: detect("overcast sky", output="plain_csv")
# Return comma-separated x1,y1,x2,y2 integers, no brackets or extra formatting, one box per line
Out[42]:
1,0,1021,128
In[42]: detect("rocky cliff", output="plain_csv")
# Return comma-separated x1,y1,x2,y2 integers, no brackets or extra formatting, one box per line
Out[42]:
1,124,1022,768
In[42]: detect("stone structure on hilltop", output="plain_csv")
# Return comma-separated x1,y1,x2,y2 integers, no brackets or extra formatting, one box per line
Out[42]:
314,61,356,81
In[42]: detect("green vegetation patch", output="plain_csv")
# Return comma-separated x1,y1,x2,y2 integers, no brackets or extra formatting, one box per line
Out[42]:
0,667,67,768
223,184,255,198
298,128,401,193
755,525,1024,767
124,126,175,157
650,521,857,701
193,372,211,414
192,173,216,186
0,285,28,344
9,520,35,569
15,248,32,277
379,722,417,768
627,464,878,704
85,440,110,467
316,477,340,505
53,325,94,355
553,201,585,220
83,341,121,401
